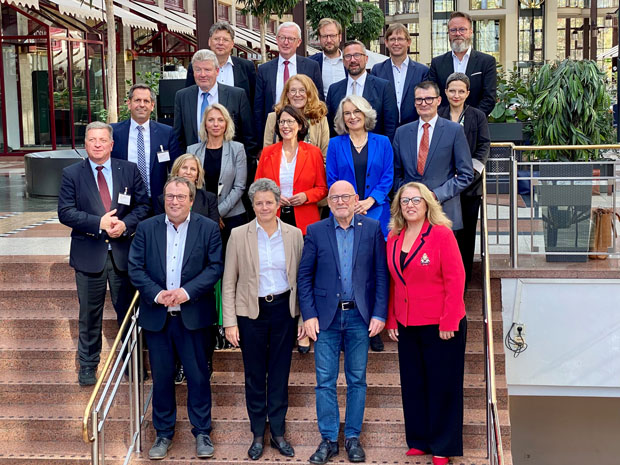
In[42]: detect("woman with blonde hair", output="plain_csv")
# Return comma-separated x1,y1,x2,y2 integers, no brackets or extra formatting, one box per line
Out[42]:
263,74,329,158
386,182,467,465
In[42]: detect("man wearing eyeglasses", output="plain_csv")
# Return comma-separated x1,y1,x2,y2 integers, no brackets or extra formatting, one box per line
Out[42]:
254,22,323,139
309,18,348,99
326,40,398,141
370,23,429,127
393,81,473,231
297,180,388,465
429,11,497,116
129,176,223,460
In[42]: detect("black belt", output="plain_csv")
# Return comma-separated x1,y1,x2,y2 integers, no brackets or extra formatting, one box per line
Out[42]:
280,206,294,214
259,290,290,304
338,300,356,311
168,310,181,317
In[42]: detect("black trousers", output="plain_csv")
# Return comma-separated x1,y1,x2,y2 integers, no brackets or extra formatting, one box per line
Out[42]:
279,206,296,227
455,194,482,285
143,314,213,439
75,252,133,368
397,317,467,457
237,293,296,437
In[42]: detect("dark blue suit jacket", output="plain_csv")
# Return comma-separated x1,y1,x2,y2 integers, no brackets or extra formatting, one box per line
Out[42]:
325,132,393,238
297,214,389,330
129,213,223,332
308,52,348,75
326,73,398,141
393,117,474,230
253,55,323,139
110,119,181,201
370,58,429,126
58,158,150,273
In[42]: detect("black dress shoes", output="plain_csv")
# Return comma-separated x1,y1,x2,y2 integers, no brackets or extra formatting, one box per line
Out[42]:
270,436,295,457
78,366,97,386
247,440,264,460
345,437,366,462
309,439,339,464
297,344,311,354
370,334,384,352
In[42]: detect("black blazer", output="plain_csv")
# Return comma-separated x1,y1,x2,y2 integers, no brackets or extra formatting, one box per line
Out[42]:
253,55,324,139
129,213,223,332
155,188,219,223
185,56,257,109
173,83,257,158
326,73,398,141
438,105,490,196
58,158,151,273
429,50,497,116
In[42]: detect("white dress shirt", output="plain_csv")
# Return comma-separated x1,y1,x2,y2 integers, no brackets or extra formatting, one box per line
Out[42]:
346,71,367,97
128,119,151,188
279,147,298,198
391,57,410,114
452,47,472,74
196,84,219,130
256,219,289,297
276,54,298,104
416,114,439,153
322,52,346,99
217,56,235,87
155,213,191,311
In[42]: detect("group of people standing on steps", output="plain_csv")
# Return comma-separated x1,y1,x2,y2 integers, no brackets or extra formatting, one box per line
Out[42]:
58,9,494,465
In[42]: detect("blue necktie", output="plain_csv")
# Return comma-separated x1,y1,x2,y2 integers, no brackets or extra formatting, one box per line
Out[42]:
136,125,150,197
200,92,210,125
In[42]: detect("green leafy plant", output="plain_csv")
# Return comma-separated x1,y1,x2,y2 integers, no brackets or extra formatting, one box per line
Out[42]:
96,71,160,122
306,0,384,45
489,66,532,123
345,2,385,45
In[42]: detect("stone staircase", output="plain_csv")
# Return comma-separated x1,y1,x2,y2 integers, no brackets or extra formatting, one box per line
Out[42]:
0,256,512,465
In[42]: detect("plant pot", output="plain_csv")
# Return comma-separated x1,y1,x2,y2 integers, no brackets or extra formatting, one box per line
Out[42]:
488,122,525,143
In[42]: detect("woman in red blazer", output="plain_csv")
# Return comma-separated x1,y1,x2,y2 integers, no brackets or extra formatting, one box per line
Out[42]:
255,105,327,235
386,182,467,465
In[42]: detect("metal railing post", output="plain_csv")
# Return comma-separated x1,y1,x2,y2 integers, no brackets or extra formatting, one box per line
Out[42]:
509,148,519,268
91,410,99,465
132,316,141,454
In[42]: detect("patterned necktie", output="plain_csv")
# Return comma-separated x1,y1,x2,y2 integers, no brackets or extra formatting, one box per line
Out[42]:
200,91,210,123
283,60,290,85
417,122,430,175
136,125,150,197
96,166,111,211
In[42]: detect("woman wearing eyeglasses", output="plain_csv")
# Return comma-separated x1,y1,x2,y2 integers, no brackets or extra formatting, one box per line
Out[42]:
386,182,467,465
255,105,328,236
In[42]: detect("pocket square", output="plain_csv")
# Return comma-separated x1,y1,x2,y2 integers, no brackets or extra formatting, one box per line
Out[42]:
470,71,482,76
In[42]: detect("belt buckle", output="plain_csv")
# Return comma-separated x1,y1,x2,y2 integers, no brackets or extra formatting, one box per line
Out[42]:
340,301,347,310
265,294,274,303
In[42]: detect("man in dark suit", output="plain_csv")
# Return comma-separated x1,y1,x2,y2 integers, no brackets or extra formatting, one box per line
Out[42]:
371,23,429,127
393,81,474,230
254,21,323,139
429,11,497,116
326,40,398,141
297,180,389,465
174,49,257,157
184,22,257,109
308,18,347,99
58,121,150,386
111,84,181,204
129,176,223,460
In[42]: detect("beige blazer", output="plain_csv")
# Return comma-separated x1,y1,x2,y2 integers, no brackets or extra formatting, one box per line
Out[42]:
263,112,330,161
222,219,304,327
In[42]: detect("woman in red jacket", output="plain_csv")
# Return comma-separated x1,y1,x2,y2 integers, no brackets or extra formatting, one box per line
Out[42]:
255,105,327,235
386,182,466,465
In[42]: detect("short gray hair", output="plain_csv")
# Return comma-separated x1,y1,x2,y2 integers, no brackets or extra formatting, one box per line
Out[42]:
333,95,377,135
127,83,155,102
86,121,113,139
209,21,235,40
192,49,219,68
277,22,301,39
164,176,196,202
199,103,236,143
446,72,470,90
249,178,281,205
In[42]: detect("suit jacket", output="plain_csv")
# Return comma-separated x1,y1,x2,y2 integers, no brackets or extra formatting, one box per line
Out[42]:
187,140,247,218
371,58,430,126
129,213,223,332
393,117,474,230
255,141,328,235
429,50,497,116
155,188,219,224
297,214,389,330
58,158,150,274
254,55,324,139
263,112,330,160
173,83,257,157
110,119,181,201
326,73,398,141
185,57,257,108
222,220,304,326
438,105,490,196
325,132,393,238
386,221,465,332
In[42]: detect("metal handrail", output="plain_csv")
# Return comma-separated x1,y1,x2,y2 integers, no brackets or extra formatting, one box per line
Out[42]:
480,169,504,465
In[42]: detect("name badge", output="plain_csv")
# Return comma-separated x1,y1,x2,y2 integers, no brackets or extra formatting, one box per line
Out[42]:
118,188,131,205
218,183,223,196
157,145,170,163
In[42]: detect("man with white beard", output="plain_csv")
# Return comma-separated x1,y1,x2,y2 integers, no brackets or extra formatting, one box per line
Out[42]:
429,11,496,116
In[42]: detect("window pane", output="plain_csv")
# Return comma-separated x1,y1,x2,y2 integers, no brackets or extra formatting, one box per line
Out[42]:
88,45,105,123
470,0,503,8
474,20,500,62
434,0,456,12
71,42,88,146
52,38,71,146
386,1,419,14
432,19,450,56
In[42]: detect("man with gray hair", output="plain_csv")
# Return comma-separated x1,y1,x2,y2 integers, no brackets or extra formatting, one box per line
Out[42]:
254,21,323,139
174,49,257,157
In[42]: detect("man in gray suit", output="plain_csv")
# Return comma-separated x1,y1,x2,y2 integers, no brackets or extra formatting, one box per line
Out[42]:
393,81,473,230
173,49,257,159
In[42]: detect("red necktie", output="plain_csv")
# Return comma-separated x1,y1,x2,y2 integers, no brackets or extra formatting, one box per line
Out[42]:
417,123,430,175
96,166,112,211
283,60,290,85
